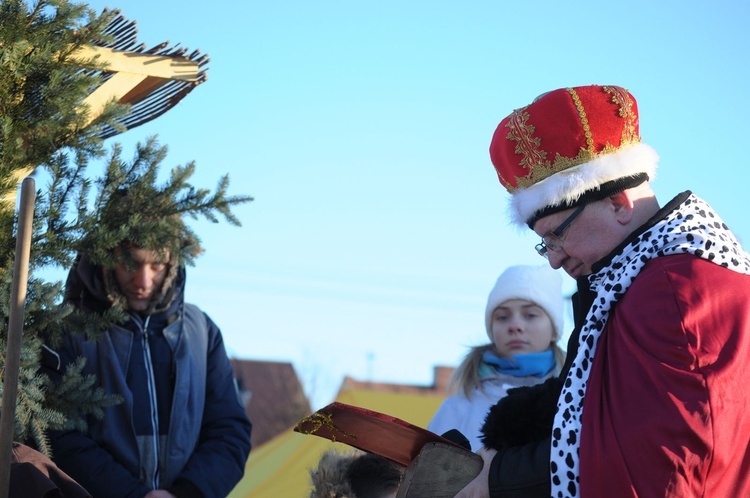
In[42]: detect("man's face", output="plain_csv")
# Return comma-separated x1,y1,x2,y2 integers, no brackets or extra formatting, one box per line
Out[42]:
532,202,618,278
113,247,169,312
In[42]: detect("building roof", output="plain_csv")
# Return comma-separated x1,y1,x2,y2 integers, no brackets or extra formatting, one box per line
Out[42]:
338,365,454,396
230,359,312,448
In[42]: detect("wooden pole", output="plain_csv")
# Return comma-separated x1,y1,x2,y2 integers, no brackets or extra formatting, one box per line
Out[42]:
0,177,36,498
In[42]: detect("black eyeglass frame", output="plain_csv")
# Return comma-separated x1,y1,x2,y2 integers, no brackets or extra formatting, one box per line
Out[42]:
535,204,586,258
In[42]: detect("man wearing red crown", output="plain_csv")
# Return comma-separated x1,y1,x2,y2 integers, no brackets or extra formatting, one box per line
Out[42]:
455,85,750,498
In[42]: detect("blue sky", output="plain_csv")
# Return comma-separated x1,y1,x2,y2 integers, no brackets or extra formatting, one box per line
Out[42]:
76,0,750,408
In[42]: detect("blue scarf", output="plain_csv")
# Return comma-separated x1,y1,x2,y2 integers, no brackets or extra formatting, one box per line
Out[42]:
479,349,555,379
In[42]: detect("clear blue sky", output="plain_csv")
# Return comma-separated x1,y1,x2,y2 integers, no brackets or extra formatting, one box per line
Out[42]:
77,0,750,409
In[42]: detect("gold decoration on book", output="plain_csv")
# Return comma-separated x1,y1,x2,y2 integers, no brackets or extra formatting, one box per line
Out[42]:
294,412,358,443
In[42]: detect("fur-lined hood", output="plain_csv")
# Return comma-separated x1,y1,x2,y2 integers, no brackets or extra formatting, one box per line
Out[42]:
308,449,404,498
64,253,185,318
309,450,360,498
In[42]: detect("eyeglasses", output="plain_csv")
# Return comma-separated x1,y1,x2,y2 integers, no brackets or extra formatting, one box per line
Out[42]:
535,205,586,259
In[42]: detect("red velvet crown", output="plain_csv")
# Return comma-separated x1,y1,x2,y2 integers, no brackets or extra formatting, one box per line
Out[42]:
489,85,659,226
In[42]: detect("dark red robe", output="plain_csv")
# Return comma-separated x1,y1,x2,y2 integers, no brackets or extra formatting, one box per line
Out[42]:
581,254,750,497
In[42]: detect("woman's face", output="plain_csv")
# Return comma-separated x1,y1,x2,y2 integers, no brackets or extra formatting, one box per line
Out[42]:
490,299,555,357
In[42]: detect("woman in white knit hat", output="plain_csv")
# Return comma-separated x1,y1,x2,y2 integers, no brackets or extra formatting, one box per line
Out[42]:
427,264,565,451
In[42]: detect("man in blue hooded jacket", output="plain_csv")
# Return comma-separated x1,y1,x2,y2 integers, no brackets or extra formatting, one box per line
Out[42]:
46,242,252,498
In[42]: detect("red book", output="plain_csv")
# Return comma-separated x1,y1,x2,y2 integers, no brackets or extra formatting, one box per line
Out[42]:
294,401,468,467
296,402,484,497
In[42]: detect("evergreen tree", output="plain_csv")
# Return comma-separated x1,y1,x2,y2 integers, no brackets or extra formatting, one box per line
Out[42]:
0,0,252,455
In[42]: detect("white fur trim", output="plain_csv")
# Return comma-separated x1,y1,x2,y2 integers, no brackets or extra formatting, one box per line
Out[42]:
509,143,659,226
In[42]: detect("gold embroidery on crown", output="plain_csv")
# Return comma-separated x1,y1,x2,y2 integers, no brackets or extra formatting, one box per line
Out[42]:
506,108,545,167
503,106,550,190
514,143,624,190
603,86,640,145
568,88,595,153
514,148,586,189
510,89,595,190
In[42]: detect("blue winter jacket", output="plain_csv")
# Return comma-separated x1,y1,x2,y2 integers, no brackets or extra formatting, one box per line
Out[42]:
47,255,252,498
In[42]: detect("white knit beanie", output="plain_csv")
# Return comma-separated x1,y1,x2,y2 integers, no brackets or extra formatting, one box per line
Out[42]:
484,264,564,340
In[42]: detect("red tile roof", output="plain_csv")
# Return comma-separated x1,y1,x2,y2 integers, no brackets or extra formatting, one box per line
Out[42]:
338,365,455,396
230,359,311,448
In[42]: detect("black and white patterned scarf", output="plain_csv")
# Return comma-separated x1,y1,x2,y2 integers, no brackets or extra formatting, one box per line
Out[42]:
550,193,750,497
